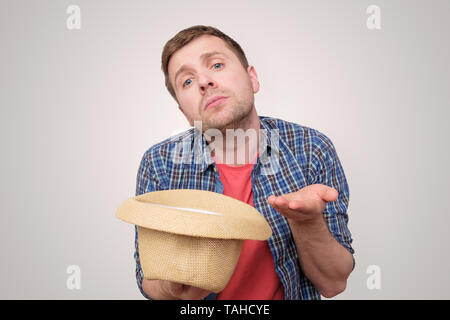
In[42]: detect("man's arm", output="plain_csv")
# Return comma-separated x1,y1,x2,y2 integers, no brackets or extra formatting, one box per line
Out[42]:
290,216,353,298
267,130,354,298
134,153,156,299
269,185,354,297
135,151,213,300
268,185,354,298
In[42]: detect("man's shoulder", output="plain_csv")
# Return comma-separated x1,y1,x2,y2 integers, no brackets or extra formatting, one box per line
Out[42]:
259,115,317,135
259,115,332,147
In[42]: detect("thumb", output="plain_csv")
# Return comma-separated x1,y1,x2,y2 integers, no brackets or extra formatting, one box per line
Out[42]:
321,186,338,202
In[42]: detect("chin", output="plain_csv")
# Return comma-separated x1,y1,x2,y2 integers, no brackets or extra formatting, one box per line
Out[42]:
203,102,253,131
202,119,232,132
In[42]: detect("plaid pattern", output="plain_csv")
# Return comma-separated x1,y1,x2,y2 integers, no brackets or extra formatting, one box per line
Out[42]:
134,116,354,300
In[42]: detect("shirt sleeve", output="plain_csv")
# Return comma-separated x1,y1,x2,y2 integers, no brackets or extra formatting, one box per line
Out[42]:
132,148,218,300
134,152,158,299
308,131,355,263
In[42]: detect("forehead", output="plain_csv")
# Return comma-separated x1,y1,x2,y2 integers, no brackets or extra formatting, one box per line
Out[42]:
168,35,237,76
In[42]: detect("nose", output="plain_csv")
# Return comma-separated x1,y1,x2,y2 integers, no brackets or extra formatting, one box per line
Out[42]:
198,73,217,94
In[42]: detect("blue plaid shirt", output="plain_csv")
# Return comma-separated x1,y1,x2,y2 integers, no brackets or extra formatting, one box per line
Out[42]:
134,116,354,300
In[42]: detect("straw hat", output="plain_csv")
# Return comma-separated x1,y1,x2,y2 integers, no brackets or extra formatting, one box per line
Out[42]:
116,189,272,293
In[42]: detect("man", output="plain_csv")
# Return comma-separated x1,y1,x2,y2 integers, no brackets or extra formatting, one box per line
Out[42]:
134,25,354,300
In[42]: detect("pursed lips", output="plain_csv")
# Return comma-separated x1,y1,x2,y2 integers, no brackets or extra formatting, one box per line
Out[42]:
204,96,227,110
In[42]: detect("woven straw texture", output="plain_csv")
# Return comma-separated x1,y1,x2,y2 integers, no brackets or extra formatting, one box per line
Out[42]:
116,189,272,291
117,189,272,240
138,226,244,293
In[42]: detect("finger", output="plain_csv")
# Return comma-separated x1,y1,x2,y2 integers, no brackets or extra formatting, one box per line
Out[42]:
180,285,212,300
288,199,303,211
273,195,328,222
271,195,308,212
273,196,289,209
267,195,283,209
269,196,301,219
267,195,276,206
290,197,323,213
320,186,339,202
166,281,184,298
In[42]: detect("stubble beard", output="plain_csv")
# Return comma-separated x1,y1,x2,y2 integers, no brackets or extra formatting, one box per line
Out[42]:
200,92,254,134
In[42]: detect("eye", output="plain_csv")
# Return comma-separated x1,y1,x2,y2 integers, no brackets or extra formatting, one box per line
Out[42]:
212,62,223,70
183,78,192,87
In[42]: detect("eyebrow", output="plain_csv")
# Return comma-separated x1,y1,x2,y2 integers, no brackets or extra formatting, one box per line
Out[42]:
174,51,228,86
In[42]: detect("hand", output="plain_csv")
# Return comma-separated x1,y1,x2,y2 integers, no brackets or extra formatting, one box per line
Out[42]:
267,184,338,225
142,279,213,300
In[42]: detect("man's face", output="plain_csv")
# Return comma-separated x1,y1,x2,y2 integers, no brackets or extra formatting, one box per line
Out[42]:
168,35,259,132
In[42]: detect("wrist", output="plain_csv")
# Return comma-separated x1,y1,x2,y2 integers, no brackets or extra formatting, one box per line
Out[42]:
289,213,325,229
288,215,332,241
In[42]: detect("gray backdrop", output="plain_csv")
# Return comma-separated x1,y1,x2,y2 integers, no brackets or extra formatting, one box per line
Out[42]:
1,0,449,299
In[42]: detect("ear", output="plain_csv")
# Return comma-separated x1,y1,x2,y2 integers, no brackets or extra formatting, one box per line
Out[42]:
247,65,260,94
178,105,194,126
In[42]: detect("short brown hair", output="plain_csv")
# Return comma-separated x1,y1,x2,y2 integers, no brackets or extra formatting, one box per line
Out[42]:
161,25,249,102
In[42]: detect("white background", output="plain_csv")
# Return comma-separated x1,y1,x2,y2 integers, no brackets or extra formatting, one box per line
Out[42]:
1,0,449,299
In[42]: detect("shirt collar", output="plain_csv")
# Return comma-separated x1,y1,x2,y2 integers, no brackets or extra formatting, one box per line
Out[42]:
195,117,273,172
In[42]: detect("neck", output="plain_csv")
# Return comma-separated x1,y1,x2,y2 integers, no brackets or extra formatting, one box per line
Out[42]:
206,107,260,166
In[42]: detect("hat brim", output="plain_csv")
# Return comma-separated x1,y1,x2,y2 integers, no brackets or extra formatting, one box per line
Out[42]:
116,189,272,240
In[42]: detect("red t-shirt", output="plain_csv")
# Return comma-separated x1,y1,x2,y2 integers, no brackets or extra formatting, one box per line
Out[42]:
214,157,284,300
